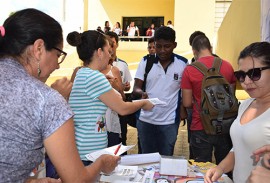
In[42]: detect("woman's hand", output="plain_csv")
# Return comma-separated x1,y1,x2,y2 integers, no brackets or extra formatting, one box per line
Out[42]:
248,166,270,183
98,154,121,174
25,177,61,183
105,75,119,90
141,99,154,111
252,145,270,168
204,166,224,183
51,77,73,99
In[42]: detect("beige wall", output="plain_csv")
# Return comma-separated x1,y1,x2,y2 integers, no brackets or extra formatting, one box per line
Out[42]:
174,0,216,52
216,0,260,69
87,0,174,31
215,0,260,99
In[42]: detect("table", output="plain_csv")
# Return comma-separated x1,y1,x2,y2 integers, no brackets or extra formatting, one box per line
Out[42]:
98,162,233,183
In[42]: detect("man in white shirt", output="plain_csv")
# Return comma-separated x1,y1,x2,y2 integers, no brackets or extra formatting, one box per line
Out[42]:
127,21,140,36
167,20,174,29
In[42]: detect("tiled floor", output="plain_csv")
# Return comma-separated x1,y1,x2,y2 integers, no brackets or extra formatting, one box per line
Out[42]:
126,122,190,158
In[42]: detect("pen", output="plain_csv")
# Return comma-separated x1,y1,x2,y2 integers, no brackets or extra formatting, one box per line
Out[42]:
114,143,122,155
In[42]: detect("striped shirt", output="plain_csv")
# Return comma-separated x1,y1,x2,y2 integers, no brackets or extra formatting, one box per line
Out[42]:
69,68,112,160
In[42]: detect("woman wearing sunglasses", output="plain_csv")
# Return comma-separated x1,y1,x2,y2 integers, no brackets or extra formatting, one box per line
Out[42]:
205,42,270,183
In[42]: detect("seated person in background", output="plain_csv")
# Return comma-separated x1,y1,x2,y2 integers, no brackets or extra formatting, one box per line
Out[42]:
248,144,270,183
104,21,111,33
0,8,119,183
67,30,154,166
112,22,122,36
204,42,270,183
127,21,139,36
146,23,155,37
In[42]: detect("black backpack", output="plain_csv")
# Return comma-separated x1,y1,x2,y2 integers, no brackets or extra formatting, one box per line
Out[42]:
191,57,239,135
125,54,156,128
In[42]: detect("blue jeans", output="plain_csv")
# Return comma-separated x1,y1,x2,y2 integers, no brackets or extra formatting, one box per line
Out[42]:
108,132,120,147
186,108,194,159
45,155,59,179
190,130,232,164
137,119,179,156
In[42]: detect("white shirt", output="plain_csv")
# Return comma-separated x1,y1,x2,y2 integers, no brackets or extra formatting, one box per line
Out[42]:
113,58,132,84
167,24,174,29
127,26,138,36
113,27,122,36
230,98,270,183
135,54,187,125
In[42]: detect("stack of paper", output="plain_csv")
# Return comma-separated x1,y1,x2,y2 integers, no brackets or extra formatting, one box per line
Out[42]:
120,152,161,165
159,155,187,176
99,165,139,182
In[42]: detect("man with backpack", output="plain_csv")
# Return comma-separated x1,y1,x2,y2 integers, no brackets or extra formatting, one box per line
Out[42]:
181,35,237,165
132,26,188,156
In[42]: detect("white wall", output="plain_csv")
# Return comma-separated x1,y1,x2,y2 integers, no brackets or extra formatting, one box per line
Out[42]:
87,0,110,30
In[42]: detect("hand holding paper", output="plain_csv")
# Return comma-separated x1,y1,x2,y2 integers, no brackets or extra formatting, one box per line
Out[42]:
85,143,135,161
133,98,167,106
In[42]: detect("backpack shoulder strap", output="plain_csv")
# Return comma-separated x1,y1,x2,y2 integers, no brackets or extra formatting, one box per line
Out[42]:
212,57,222,73
191,61,208,75
145,55,155,74
142,54,156,91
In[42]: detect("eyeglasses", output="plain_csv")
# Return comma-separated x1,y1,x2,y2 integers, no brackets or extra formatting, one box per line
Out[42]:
234,66,270,82
52,47,67,64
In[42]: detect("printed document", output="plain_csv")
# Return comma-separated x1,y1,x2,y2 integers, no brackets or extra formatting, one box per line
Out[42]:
85,143,135,161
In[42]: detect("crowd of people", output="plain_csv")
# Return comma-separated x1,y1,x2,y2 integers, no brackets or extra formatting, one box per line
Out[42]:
1,7,270,183
97,20,174,37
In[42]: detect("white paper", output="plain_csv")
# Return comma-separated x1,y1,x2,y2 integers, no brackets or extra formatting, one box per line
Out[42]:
99,165,138,182
160,156,187,176
85,143,135,161
132,98,167,106
141,170,155,183
119,152,161,165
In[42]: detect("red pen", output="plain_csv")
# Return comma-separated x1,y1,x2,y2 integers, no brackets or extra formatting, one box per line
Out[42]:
114,143,122,155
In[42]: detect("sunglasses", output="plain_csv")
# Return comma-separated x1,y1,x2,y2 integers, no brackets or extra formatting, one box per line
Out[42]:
234,66,270,82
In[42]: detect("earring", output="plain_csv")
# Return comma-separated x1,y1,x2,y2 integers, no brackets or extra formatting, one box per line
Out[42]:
37,61,41,77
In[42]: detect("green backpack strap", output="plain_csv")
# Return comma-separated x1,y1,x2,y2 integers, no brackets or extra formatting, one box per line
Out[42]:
212,57,222,73
191,56,222,75
191,61,208,75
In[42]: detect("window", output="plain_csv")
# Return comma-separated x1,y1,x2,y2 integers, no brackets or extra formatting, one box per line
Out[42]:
122,16,164,36
215,0,232,32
